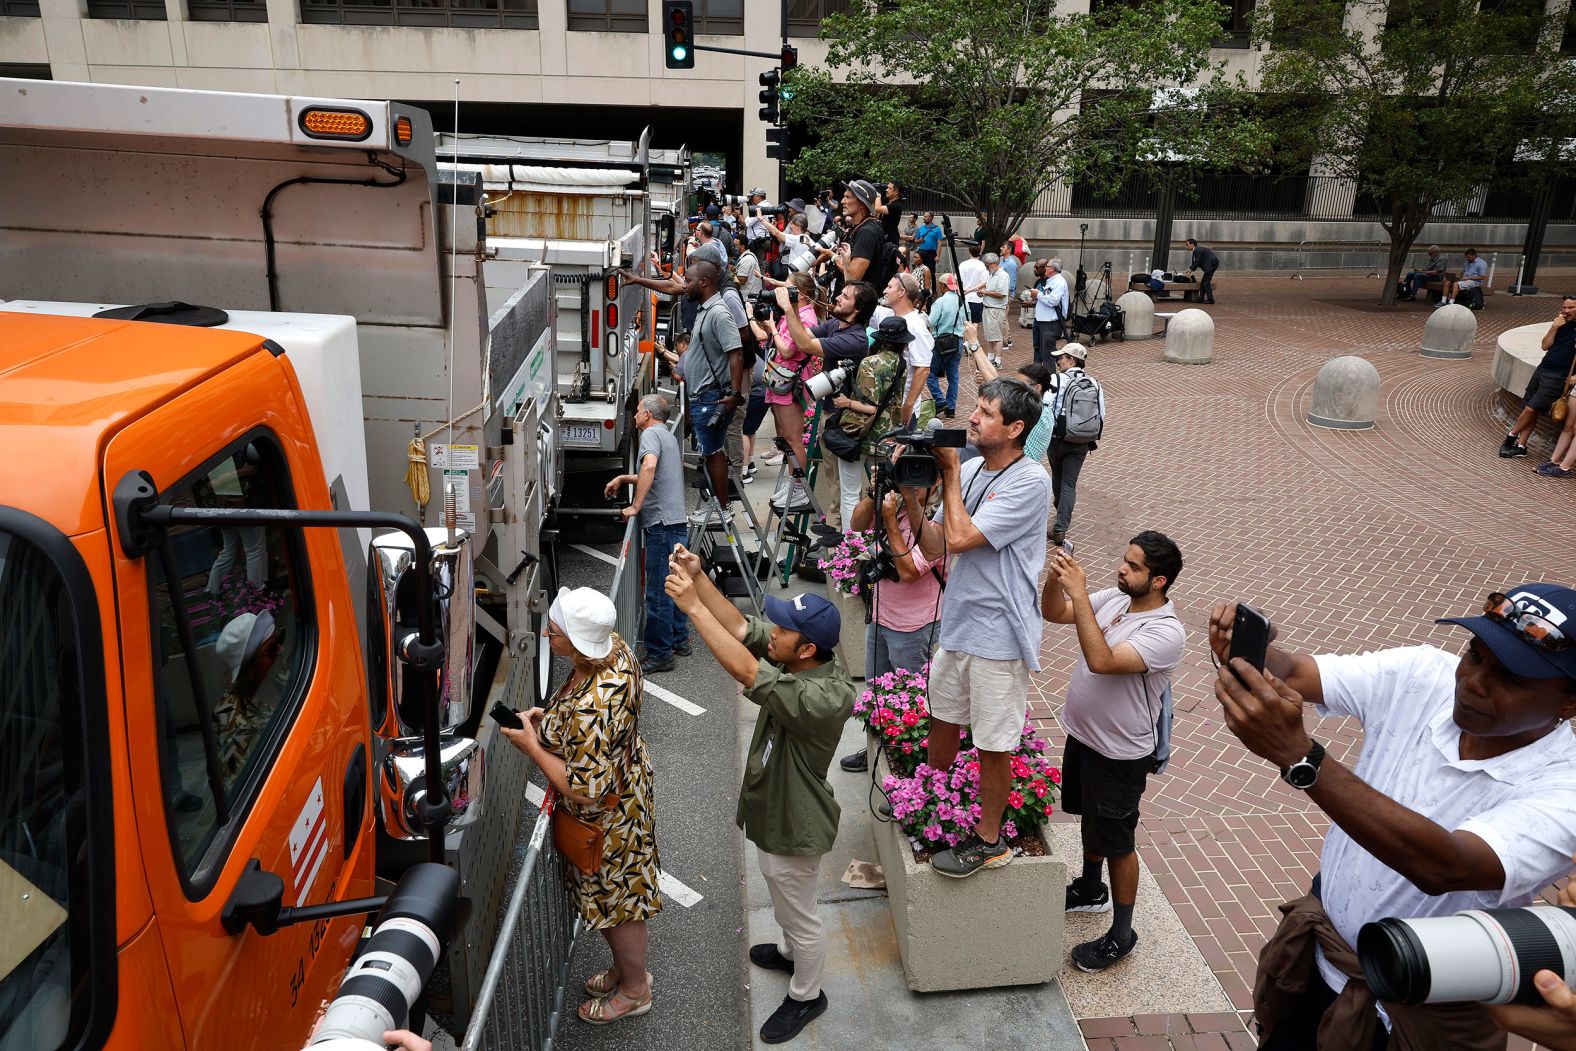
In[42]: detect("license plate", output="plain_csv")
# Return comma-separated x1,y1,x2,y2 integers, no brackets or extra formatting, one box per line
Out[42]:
562,424,601,446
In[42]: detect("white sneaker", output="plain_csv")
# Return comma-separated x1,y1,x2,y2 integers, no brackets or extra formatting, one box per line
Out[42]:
762,451,785,466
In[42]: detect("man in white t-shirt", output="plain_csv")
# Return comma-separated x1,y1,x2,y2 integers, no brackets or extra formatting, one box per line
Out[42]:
980,253,1011,368
958,243,989,360
1210,583,1576,1050
869,271,934,428
1043,532,1186,973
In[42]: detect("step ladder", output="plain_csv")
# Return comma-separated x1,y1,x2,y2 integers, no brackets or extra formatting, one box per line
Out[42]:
759,435,841,588
684,456,770,616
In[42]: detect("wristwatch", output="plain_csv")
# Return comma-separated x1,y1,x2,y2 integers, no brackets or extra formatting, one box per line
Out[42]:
1280,740,1325,790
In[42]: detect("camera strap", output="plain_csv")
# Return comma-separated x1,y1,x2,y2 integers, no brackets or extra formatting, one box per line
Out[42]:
962,454,1027,517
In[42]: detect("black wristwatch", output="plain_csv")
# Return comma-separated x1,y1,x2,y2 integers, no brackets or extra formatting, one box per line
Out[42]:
1280,740,1325,790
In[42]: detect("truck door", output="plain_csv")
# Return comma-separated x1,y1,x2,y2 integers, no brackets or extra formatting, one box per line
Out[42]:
102,355,373,1051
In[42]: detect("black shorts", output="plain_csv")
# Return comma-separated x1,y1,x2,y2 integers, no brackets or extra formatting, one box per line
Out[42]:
1061,734,1150,858
1523,367,1568,412
967,301,984,324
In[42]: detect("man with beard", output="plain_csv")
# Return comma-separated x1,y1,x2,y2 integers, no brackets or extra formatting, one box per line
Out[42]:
1041,531,1186,972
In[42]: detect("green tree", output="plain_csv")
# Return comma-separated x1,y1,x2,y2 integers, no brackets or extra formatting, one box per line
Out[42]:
781,0,1270,250
1253,0,1576,305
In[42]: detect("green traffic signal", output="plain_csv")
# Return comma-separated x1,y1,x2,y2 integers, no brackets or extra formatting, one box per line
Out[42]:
663,0,695,69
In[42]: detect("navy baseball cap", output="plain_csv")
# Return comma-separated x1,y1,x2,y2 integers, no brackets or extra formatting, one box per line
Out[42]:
1437,583,1576,681
763,593,841,652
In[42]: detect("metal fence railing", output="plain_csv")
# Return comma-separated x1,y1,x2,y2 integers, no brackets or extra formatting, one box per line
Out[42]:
610,515,644,648
458,796,581,1051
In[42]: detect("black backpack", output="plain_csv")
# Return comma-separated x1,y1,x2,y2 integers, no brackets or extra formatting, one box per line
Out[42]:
855,218,904,292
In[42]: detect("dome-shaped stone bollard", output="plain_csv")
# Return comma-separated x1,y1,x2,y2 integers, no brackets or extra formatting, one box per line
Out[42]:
1118,290,1155,341
1307,355,1380,430
1163,308,1213,364
1419,303,1476,360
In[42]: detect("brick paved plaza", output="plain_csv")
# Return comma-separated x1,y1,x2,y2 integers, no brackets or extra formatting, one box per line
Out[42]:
982,275,1573,1050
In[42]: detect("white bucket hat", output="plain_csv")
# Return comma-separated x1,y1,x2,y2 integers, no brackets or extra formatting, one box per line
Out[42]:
548,587,617,660
216,610,276,683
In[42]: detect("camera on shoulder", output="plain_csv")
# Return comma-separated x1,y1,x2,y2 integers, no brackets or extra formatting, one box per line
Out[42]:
880,425,968,489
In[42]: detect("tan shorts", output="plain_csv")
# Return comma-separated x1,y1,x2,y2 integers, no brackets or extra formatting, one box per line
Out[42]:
927,647,1030,753
981,307,1007,343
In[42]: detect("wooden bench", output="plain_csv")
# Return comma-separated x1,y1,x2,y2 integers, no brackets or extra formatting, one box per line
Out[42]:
1127,275,1217,302
1414,277,1495,300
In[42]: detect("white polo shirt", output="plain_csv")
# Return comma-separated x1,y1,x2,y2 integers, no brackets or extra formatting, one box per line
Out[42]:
1309,644,1576,999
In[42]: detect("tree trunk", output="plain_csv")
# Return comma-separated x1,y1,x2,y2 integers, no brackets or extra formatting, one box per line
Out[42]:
1378,203,1429,307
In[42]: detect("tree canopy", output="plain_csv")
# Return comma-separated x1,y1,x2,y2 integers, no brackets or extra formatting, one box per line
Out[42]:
1252,0,1576,303
781,0,1271,246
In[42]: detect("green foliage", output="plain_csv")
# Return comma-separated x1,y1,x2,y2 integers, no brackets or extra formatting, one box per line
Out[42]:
1252,0,1576,300
781,0,1272,242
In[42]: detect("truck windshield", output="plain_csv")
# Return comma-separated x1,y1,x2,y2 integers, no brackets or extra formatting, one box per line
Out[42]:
0,528,95,1051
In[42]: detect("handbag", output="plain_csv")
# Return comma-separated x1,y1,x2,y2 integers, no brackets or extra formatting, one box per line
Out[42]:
1553,358,1576,423
821,352,903,463
549,668,641,875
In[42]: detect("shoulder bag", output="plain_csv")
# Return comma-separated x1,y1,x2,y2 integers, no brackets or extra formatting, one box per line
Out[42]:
1553,354,1576,423
550,665,641,875
822,351,903,462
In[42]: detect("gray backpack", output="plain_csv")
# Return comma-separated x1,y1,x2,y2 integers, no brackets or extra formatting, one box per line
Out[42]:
1057,369,1104,444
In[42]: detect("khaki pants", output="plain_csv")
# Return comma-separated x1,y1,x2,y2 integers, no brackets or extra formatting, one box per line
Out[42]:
756,848,826,1002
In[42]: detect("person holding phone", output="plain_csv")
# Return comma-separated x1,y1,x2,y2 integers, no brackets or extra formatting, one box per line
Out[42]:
1040,532,1186,972
496,587,661,1027
1208,583,1576,1050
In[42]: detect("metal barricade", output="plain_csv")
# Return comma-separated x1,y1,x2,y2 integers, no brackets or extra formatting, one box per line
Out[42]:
459,794,581,1051
606,392,686,648
1290,240,1384,279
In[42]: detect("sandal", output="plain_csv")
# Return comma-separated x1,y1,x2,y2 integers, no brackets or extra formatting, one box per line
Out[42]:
578,986,652,1025
585,968,653,997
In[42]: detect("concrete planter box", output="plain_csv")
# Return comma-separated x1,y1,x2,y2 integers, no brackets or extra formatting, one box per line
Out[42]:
831,588,867,680
870,746,1066,992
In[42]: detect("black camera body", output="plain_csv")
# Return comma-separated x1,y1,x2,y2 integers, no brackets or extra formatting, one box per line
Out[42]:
883,426,968,489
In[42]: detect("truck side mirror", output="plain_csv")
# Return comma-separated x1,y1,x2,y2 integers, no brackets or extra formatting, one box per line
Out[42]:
221,859,285,936
378,733,485,841
369,529,476,739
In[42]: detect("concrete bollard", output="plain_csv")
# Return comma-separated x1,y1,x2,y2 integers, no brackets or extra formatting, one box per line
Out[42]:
1163,308,1213,364
1118,290,1155,341
1420,303,1477,360
1307,355,1381,430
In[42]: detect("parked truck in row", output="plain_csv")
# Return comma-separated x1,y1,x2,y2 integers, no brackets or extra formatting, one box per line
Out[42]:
0,77,572,1050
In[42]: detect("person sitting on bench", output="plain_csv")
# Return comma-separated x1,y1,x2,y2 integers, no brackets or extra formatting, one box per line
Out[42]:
1399,244,1445,300
1440,248,1486,308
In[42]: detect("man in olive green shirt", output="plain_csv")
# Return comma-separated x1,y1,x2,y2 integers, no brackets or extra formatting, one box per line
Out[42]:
665,544,854,1045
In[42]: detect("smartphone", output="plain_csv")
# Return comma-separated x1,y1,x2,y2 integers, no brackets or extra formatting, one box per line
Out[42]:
1229,604,1272,674
1059,540,1075,557
489,702,525,731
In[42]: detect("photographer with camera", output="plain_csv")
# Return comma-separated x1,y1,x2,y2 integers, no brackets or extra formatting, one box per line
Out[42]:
837,449,945,773
822,316,912,528
671,259,745,509
869,272,935,430
663,544,854,1044
734,232,765,299
911,377,1053,877
747,273,825,506
1208,584,1576,1049
838,180,893,288
760,209,819,278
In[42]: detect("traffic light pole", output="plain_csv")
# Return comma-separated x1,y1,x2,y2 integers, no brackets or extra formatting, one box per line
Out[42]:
690,43,784,58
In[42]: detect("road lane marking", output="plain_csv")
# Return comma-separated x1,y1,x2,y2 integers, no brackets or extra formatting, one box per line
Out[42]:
569,543,620,567
646,681,705,716
658,871,704,908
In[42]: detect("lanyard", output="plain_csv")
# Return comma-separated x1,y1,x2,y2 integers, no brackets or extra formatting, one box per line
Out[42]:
963,454,1026,516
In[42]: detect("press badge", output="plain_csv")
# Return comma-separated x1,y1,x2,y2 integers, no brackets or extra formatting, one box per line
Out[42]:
761,738,774,767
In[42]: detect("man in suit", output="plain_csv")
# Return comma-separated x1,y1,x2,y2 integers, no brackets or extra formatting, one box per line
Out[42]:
1184,238,1219,305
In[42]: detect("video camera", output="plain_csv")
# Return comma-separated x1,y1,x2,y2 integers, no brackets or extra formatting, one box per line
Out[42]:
751,284,800,322
877,423,968,490
692,185,788,218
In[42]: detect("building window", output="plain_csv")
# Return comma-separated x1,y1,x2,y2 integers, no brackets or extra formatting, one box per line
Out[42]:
302,0,538,28
566,0,643,32
0,1,41,15
189,0,266,20
86,0,167,17
1216,0,1253,46
694,0,742,35
787,0,851,37
0,63,50,76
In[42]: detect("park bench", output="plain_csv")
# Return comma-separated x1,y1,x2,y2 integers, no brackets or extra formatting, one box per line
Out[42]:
1127,274,1217,302
1407,275,1493,310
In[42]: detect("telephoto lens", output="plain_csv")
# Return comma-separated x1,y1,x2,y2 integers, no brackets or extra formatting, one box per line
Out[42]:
1358,906,1576,1005
308,863,463,1046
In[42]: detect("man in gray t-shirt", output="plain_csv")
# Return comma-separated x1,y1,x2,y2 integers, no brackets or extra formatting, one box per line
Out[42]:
605,393,691,673
913,377,1053,880
1041,530,1186,973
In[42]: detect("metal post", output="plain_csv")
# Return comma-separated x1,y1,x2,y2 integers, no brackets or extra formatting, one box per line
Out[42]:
1512,178,1554,295
1150,170,1176,275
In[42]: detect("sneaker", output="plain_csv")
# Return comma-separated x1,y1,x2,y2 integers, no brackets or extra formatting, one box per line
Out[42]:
930,833,1012,878
639,655,674,675
1547,466,1573,478
1065,878,1112,913
762,450,786,466
742,462,758,483
759,992,827,1044
673,640,692,657
749,943,796,974
1501,434,1519,451
1507,444,1530,458
1071,929,1139,972
839,750,868,773
688,508,712,526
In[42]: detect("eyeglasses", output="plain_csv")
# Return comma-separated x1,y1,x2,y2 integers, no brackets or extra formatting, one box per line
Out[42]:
1483,593,1572,654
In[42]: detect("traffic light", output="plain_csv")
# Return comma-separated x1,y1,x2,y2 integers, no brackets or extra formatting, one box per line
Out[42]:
766,125,793,161
663,0,694,69
780,45,798,71
758,68,781,124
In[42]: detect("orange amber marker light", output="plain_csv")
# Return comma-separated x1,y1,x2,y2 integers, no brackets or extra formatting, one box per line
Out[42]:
299,108,373,142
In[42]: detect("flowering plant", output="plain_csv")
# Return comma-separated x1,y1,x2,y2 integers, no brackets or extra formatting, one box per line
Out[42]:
817,530,876,597
214,578,284,622
852,666,945,777
881,720,1060,850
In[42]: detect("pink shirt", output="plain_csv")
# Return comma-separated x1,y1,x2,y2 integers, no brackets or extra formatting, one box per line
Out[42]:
874,514,944,632
765,304,823,406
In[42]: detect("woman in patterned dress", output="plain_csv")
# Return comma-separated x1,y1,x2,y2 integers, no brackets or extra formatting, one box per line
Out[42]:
499,586,662,1025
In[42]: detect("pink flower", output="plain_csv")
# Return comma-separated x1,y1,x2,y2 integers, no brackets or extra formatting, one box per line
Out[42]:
901,741,913,754
885,724,901,738
901,710,920,727
1031,780,1048,798
1007,790,1024,808
1049,768,1062,784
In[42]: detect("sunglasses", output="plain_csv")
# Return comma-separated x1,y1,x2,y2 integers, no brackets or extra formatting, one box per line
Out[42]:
1483,593,1572,654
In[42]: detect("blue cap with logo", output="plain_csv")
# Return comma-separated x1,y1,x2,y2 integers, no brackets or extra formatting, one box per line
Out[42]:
1437,582,1576,681
763,592,841,652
